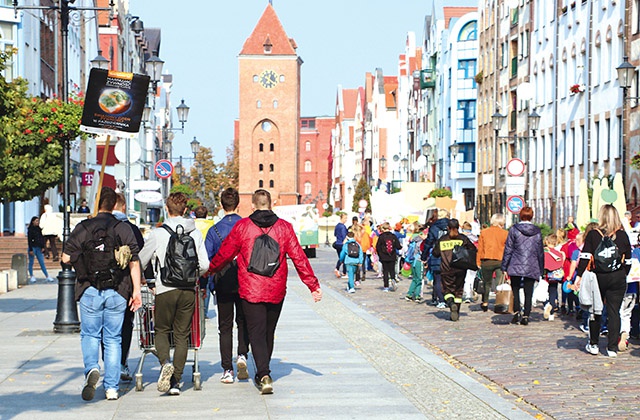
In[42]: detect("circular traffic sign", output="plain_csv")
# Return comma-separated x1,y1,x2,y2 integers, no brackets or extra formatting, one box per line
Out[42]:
358,199,368,208
506,195,525,214
506,158,525,177
155,159,174,179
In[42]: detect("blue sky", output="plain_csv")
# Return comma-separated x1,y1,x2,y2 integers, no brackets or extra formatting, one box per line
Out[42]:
131,0,431,163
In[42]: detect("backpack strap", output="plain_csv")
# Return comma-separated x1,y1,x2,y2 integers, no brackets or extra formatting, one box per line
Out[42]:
213,224,224,241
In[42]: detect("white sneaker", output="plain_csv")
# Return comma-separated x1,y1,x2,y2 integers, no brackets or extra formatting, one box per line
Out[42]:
585,343,599,355
46,277,56,283
619,332,629,352
436,302,447,309
105,389,118,400
543,303,552,320
29,276,37,283
347,288,355,294
220,369,234,384
157,363,174,393
236,355,248,380
548,314,555,321
607,349,618,358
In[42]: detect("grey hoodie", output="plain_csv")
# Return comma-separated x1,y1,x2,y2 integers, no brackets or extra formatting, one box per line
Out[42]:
139,216,210,295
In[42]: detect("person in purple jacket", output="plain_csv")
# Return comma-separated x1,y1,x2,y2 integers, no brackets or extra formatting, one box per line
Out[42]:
501,206,545,326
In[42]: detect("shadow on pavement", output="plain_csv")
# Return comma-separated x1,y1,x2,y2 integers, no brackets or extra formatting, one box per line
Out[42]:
0,298,57,313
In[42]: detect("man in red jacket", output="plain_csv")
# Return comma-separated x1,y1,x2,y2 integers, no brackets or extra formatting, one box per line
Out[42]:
208,189,322,394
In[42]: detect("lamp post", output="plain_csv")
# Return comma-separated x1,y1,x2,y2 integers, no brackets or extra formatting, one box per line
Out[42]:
616,56,639,185
422,142,432,182
322,203,330,246
13,0,114,334
401,157,409,182
491,112,506,217
526,110,541,206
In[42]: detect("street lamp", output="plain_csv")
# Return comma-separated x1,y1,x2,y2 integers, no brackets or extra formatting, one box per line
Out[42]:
176,99,190,132
90,50,110,70
190,136,200,159
13,0,114,334
145,52,164,84
449,141,460,160
616,56,640,184
491,112,506,218
352,176,358,188
380,155,387,169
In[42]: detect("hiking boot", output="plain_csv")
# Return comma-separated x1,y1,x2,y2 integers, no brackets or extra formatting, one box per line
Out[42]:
450,302,460,322
520,316,529,326
220,370,234,384
258,375,273,394
585,343,599,355
543,303,552,320
157,363,174,393
105,389,118,400
237,355,249,380
82,368,100,401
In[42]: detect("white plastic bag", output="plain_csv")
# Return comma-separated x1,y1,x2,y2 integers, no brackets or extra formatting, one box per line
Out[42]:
532,279,549,305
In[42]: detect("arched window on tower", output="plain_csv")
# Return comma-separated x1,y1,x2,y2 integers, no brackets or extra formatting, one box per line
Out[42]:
269,164,274,172
259,164,264,172
269,143,274,152
305,141,311,152
259,180,264,188
304,182,312,195
259,143,264,152
269,180,274,188
304,160,312,172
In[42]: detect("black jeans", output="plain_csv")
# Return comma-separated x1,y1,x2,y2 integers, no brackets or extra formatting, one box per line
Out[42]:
480,260,503,304
381,260,396,288
510,276,536,317
589,270,627,352
334,244,345,273
217,292,249,371
241,299,284,379
155,289,195,382
121,307,135,366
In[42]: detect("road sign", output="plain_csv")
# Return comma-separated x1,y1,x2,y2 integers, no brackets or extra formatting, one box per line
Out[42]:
154,159,173,179
506,195,525,214
134,190,163,203
506,177,525,196
506,158,525,177
132,179,162,191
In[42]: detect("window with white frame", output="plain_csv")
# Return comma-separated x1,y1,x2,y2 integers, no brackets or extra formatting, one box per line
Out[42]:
305,141,311,151
304,182,312,195
304,160,312,172
0,23,16,81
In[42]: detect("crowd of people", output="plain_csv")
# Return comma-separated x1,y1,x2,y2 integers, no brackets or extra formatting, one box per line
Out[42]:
332,204,640,356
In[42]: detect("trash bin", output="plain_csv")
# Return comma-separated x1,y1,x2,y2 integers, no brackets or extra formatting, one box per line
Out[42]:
12,254,28,286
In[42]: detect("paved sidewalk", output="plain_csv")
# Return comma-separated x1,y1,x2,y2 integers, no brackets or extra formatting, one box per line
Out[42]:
0,263,533,419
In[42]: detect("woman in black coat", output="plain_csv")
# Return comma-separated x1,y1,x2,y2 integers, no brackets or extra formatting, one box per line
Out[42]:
27,216,55,283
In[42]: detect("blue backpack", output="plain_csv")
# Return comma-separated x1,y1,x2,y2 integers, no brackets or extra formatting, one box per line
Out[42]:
405,241,417,264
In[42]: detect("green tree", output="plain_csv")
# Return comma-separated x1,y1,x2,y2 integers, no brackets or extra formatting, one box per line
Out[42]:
352,178,372,213
0,50,87,203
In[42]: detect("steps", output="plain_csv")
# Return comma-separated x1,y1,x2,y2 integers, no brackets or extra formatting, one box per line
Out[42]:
0,236,63,273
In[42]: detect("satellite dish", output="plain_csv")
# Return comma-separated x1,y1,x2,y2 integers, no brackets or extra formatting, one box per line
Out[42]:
516,82,535,101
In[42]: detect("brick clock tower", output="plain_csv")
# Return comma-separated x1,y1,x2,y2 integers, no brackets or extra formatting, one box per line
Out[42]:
237,4,302,215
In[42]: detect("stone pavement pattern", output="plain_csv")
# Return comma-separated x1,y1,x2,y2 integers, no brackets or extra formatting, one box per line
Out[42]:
0,259,535,419
318,247,640,420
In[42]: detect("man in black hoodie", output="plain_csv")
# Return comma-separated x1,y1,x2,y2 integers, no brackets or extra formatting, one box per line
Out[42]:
421,209,450,307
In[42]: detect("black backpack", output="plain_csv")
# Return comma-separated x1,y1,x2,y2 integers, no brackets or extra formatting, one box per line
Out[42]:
593,230,623,272
79,217,124,289
157,224,199,288
211,224,239,294
247,225,280,277
347,241,360,258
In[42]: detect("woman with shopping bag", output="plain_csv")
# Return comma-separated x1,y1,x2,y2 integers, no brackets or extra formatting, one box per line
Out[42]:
501,207,545,325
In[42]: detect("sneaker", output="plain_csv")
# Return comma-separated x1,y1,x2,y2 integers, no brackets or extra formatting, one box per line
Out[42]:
606,349,617,358
105,389,118,400
543,303,552,320
157,363,174,393
82,368,100,401
600,328,609,337
46,277,56,282
560,305,567,315
29,276,37,283
355,280,361,286
405,296,413,302
619,332,629,352
220,370,234,384
548,314,555,321
481,303,489,312
120,364,132,381
389,279,397,291
520,316,529,326
463,297,471,304
382,287,389,292
168,379,181,396
341,274,349,279
414,296,422,303
347,288,355,294
436,302,447,309
334,269,341,278
511,313,521,324
579,324,589,334
259,375,273,395
585,343,599,355
450,303,460,322
237,355,249,380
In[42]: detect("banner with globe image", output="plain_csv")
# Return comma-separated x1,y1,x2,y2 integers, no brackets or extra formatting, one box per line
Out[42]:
80,68,150,138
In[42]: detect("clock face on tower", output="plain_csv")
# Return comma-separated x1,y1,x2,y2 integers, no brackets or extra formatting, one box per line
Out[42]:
259,69,278,88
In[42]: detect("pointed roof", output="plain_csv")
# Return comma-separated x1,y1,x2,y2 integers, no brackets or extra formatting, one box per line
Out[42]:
240,4,297,55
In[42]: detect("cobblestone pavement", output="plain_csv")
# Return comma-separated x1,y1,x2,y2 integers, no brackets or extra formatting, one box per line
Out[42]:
311,248,640,420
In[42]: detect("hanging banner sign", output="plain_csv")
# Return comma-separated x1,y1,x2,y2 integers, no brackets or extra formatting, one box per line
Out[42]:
80,68,150,138
80,172,94,186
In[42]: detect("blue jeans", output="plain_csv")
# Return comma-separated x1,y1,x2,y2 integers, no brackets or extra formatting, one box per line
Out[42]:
28,247,49,277
80,287,127,391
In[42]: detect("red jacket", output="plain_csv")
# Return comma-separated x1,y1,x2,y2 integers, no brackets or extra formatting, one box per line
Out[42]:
209,211,320,304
